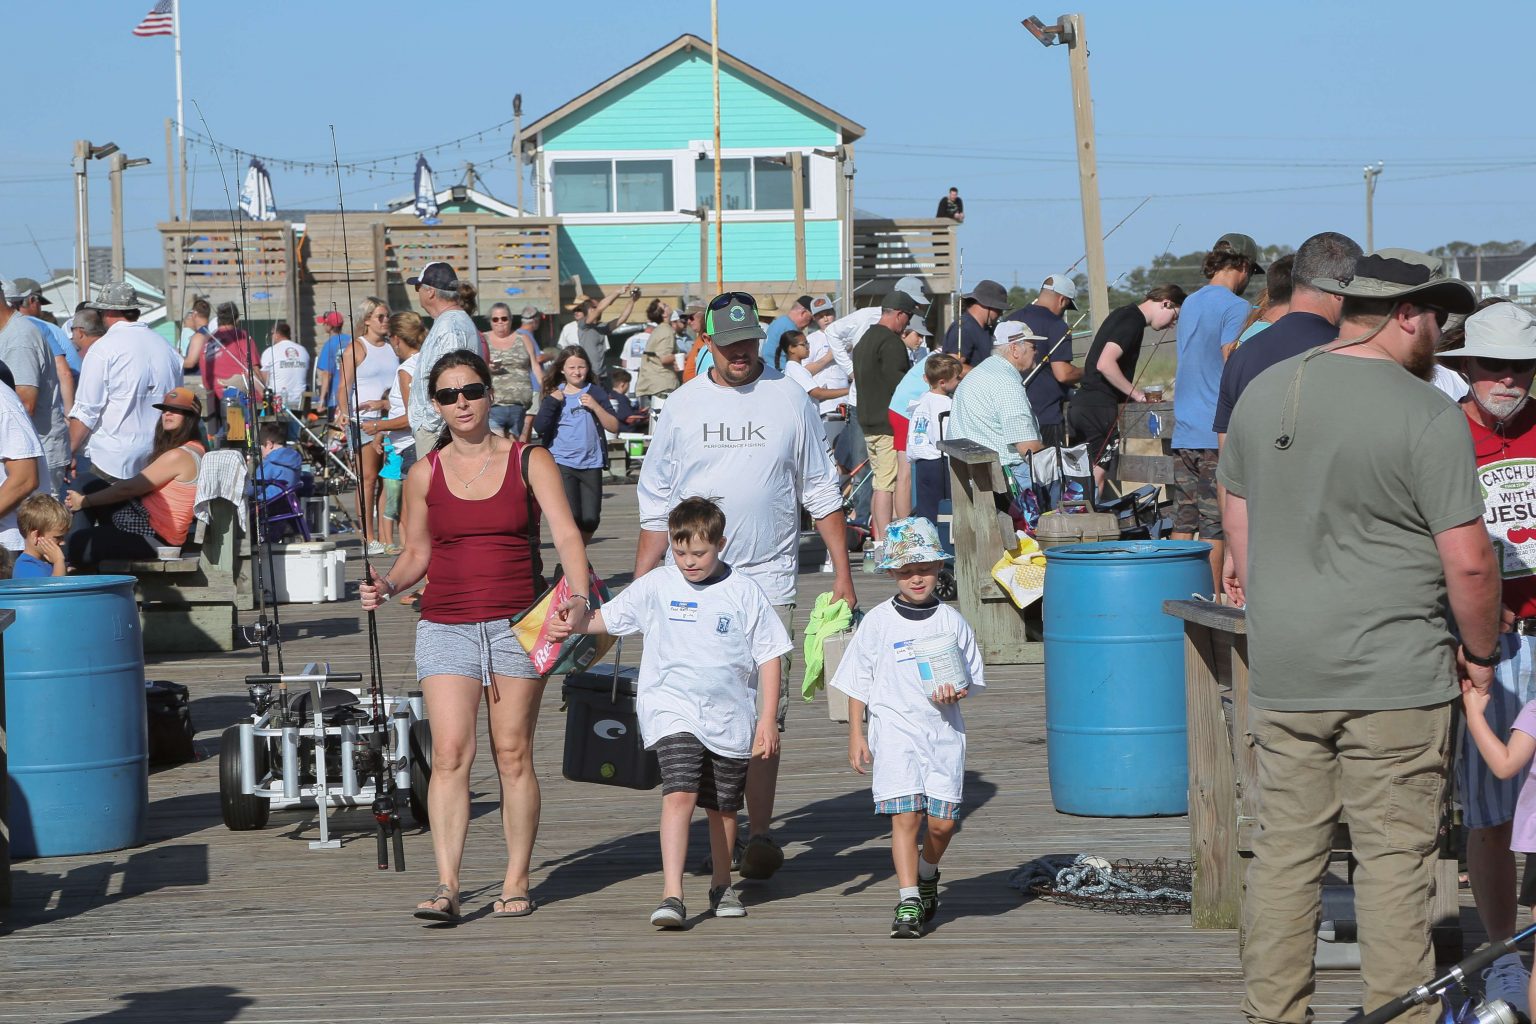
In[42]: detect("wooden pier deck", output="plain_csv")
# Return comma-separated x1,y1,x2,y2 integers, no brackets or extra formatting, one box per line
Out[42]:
1,483,1467,1023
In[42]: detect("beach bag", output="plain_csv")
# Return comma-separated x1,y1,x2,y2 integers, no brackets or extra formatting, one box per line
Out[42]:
1028,444,1093,513
507,443,615,675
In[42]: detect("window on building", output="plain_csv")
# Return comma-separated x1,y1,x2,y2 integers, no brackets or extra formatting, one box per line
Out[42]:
552,161,613,214
695,156,812,211
615,160,674,213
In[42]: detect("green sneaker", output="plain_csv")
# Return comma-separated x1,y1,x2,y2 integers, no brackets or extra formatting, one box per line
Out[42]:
917,869,940,922
890,896,924,939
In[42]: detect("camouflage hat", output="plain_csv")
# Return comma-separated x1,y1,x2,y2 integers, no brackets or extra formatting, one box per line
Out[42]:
1215,232,1266,275
86,281,140,312
1310,248,1475,315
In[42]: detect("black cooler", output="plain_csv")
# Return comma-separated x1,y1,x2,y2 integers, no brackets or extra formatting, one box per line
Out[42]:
561,664,660,790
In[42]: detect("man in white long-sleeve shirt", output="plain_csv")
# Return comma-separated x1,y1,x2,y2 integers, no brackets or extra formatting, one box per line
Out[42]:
67,282,182,483
636,291,858,880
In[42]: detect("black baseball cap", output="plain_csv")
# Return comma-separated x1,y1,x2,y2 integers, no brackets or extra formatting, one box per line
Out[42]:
406,261,460,290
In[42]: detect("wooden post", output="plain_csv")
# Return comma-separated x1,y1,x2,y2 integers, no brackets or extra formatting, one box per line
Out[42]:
1063,14,1107,330
109,153,127,283
466,224,480,293
698,213,708,302
937,438,1041,665
790,151,806,289
711,0,723,291
1178,616,1241,929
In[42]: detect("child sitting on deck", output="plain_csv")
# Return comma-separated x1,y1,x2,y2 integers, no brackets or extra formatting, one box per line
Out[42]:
567,496,790,927
14,494,70,578
832,516,984,938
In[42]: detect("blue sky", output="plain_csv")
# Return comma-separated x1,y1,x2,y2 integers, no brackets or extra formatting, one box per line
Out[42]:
5,0,1534,293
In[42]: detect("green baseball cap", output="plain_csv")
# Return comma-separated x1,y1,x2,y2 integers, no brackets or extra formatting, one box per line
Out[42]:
1216,232,1266,274
704,292,766,345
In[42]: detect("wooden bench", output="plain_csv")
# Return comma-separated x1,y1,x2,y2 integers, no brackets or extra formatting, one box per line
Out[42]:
1116,400,1179,488
100,498,243,654
1164,598,1461,957
938,438,1042,665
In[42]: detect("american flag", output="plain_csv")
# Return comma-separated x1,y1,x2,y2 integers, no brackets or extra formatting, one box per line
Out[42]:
132,0,174,37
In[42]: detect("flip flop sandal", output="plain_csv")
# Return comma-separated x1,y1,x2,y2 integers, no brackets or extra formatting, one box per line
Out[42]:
413,884,460,923
492,894,537,918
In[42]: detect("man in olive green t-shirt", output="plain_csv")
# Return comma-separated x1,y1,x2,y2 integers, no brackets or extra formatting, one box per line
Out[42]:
1220,249,1498,1024
852,291,918,544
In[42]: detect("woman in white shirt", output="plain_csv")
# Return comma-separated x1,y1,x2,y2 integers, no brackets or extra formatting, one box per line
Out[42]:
336,297,397,555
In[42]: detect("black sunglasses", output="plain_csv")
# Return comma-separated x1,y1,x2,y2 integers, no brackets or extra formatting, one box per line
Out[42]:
1474,356,1536,375
489,316,510,322
709,291,757,311
1420,305,1450,328
433,382,490,405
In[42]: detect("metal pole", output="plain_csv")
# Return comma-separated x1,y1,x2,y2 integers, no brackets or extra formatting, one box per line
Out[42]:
174,0,186,220
165,117,176,223
711,0,723,292
110,153,126,282
842,145,855,314
1064,14,1108,330
513,94,524,217
73,140,90,304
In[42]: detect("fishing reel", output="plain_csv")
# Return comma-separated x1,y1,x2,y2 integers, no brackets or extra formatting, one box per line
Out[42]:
1441,997,1520,1024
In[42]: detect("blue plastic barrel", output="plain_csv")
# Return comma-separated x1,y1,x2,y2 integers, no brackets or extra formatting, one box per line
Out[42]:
1042,540,1211,817
0,575,147,856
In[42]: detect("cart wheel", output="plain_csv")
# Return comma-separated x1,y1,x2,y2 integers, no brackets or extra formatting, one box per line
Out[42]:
219,726,270,831
409,719,432,829
936,568,957,602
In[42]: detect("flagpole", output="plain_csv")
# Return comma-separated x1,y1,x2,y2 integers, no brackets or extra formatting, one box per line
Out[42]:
174,0,186,221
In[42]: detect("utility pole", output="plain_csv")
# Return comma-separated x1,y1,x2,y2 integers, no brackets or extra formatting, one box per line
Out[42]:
109,152,152,282
512,94,524,217
1024,13,1108,329
165,118,177,223
73,140,119,304
711,0,723,292
1363,162,1383,251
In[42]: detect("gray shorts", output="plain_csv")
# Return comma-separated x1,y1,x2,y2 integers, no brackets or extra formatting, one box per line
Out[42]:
415,617,540,685
754,603,795,732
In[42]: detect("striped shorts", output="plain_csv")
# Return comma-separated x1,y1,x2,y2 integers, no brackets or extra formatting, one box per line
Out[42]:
1457,632,1536,830
654,733,750,812
875,794,960,820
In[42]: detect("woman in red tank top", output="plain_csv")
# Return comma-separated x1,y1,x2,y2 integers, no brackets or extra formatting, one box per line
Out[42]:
361,350,593,922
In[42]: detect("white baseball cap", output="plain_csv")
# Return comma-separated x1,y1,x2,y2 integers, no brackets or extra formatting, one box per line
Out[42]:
994,320,1044,346
1041,273,1078,309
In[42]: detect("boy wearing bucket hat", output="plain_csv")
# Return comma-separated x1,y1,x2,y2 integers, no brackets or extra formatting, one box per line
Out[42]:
831,516,985,939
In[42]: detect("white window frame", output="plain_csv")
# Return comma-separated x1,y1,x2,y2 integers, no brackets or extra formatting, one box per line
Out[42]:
540,145,837,225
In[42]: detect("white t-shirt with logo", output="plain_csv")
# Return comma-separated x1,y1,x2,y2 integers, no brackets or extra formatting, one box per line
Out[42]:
0,383,45,550
636,366,842,605
829,598,985,804
907,391,952,462
599,564,791,758
259,339,311,408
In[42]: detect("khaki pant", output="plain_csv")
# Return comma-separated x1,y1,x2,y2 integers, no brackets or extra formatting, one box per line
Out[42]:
1241,704,1451,1024
413,427,441,459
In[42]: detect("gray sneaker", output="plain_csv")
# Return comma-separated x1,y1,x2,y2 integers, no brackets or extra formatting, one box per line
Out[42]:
739,834,784,880
650,896,686,929
709,884,746,918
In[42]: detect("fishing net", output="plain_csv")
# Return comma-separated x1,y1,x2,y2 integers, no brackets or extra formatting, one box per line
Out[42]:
1009,853,1193,915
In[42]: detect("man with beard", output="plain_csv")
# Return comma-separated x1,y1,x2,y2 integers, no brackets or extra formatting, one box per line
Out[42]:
1440,301,1536,1015
635,291,858,881
1221,249,1496,1024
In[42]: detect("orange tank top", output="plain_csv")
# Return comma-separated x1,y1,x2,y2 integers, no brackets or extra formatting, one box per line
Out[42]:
144,442,205,544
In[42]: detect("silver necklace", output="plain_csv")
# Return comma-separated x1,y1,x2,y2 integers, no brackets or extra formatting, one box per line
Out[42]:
446,446,494,490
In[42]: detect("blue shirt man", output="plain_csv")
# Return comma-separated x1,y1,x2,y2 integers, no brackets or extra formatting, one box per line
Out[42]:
1171,284,1252,450
761,300,811,367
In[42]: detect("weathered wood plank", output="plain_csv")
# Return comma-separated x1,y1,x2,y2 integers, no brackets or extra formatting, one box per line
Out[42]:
1164,598,1248,635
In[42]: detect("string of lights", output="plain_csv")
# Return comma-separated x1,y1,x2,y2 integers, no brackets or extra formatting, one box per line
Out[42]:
172,117,519,177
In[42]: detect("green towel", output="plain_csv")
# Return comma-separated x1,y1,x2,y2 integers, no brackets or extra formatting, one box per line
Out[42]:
801,592,854,701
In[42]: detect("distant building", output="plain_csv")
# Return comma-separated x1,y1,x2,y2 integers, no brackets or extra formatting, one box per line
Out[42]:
1446,244,1536,301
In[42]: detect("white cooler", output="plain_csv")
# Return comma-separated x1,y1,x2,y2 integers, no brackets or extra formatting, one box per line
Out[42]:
268,542,347,603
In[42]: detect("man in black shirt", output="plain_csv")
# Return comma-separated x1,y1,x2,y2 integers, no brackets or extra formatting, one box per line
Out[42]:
935,187,964,223
853,292,919,546
1211,231,1362,440
1068,285,1186,493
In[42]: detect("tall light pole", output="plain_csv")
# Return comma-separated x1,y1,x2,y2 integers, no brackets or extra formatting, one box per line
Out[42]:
1363,162,1383,251
109,153,152,282
73,140,119,305
1024,13,1108,329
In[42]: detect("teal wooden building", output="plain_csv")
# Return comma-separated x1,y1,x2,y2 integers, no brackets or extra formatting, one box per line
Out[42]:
521,34,951,316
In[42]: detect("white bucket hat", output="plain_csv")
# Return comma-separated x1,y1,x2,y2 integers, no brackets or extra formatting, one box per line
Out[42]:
1439,302,1536,361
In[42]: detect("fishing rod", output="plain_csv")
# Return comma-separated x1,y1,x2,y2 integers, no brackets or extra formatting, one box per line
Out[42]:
193,100,284,676
329,125,405,872
1343,920,1536,1022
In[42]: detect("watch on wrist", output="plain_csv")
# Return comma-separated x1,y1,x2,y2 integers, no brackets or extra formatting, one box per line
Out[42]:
1463,643,1501,668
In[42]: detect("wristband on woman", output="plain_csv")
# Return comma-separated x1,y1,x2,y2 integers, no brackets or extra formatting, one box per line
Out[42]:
380,576,398,598
570,594,591,610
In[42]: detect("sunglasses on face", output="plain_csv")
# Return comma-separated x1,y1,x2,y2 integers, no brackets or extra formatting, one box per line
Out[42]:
1474,357,1536,375
490,316,509,322
1420,305,1450,328
433,382,490,405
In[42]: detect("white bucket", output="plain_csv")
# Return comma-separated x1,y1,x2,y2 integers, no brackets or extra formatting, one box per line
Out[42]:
909,634,968,692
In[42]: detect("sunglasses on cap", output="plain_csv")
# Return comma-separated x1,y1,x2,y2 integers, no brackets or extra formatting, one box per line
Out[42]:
433,382,490,405
1474,356,1536,375
708,291,757,311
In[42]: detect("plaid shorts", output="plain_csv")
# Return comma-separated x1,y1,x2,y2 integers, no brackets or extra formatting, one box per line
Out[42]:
874,794,960,820
1169,448,1222,540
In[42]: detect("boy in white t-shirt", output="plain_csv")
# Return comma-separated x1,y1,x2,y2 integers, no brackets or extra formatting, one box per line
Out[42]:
574,496,791,928
906,354,961,525
832,516,984,939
